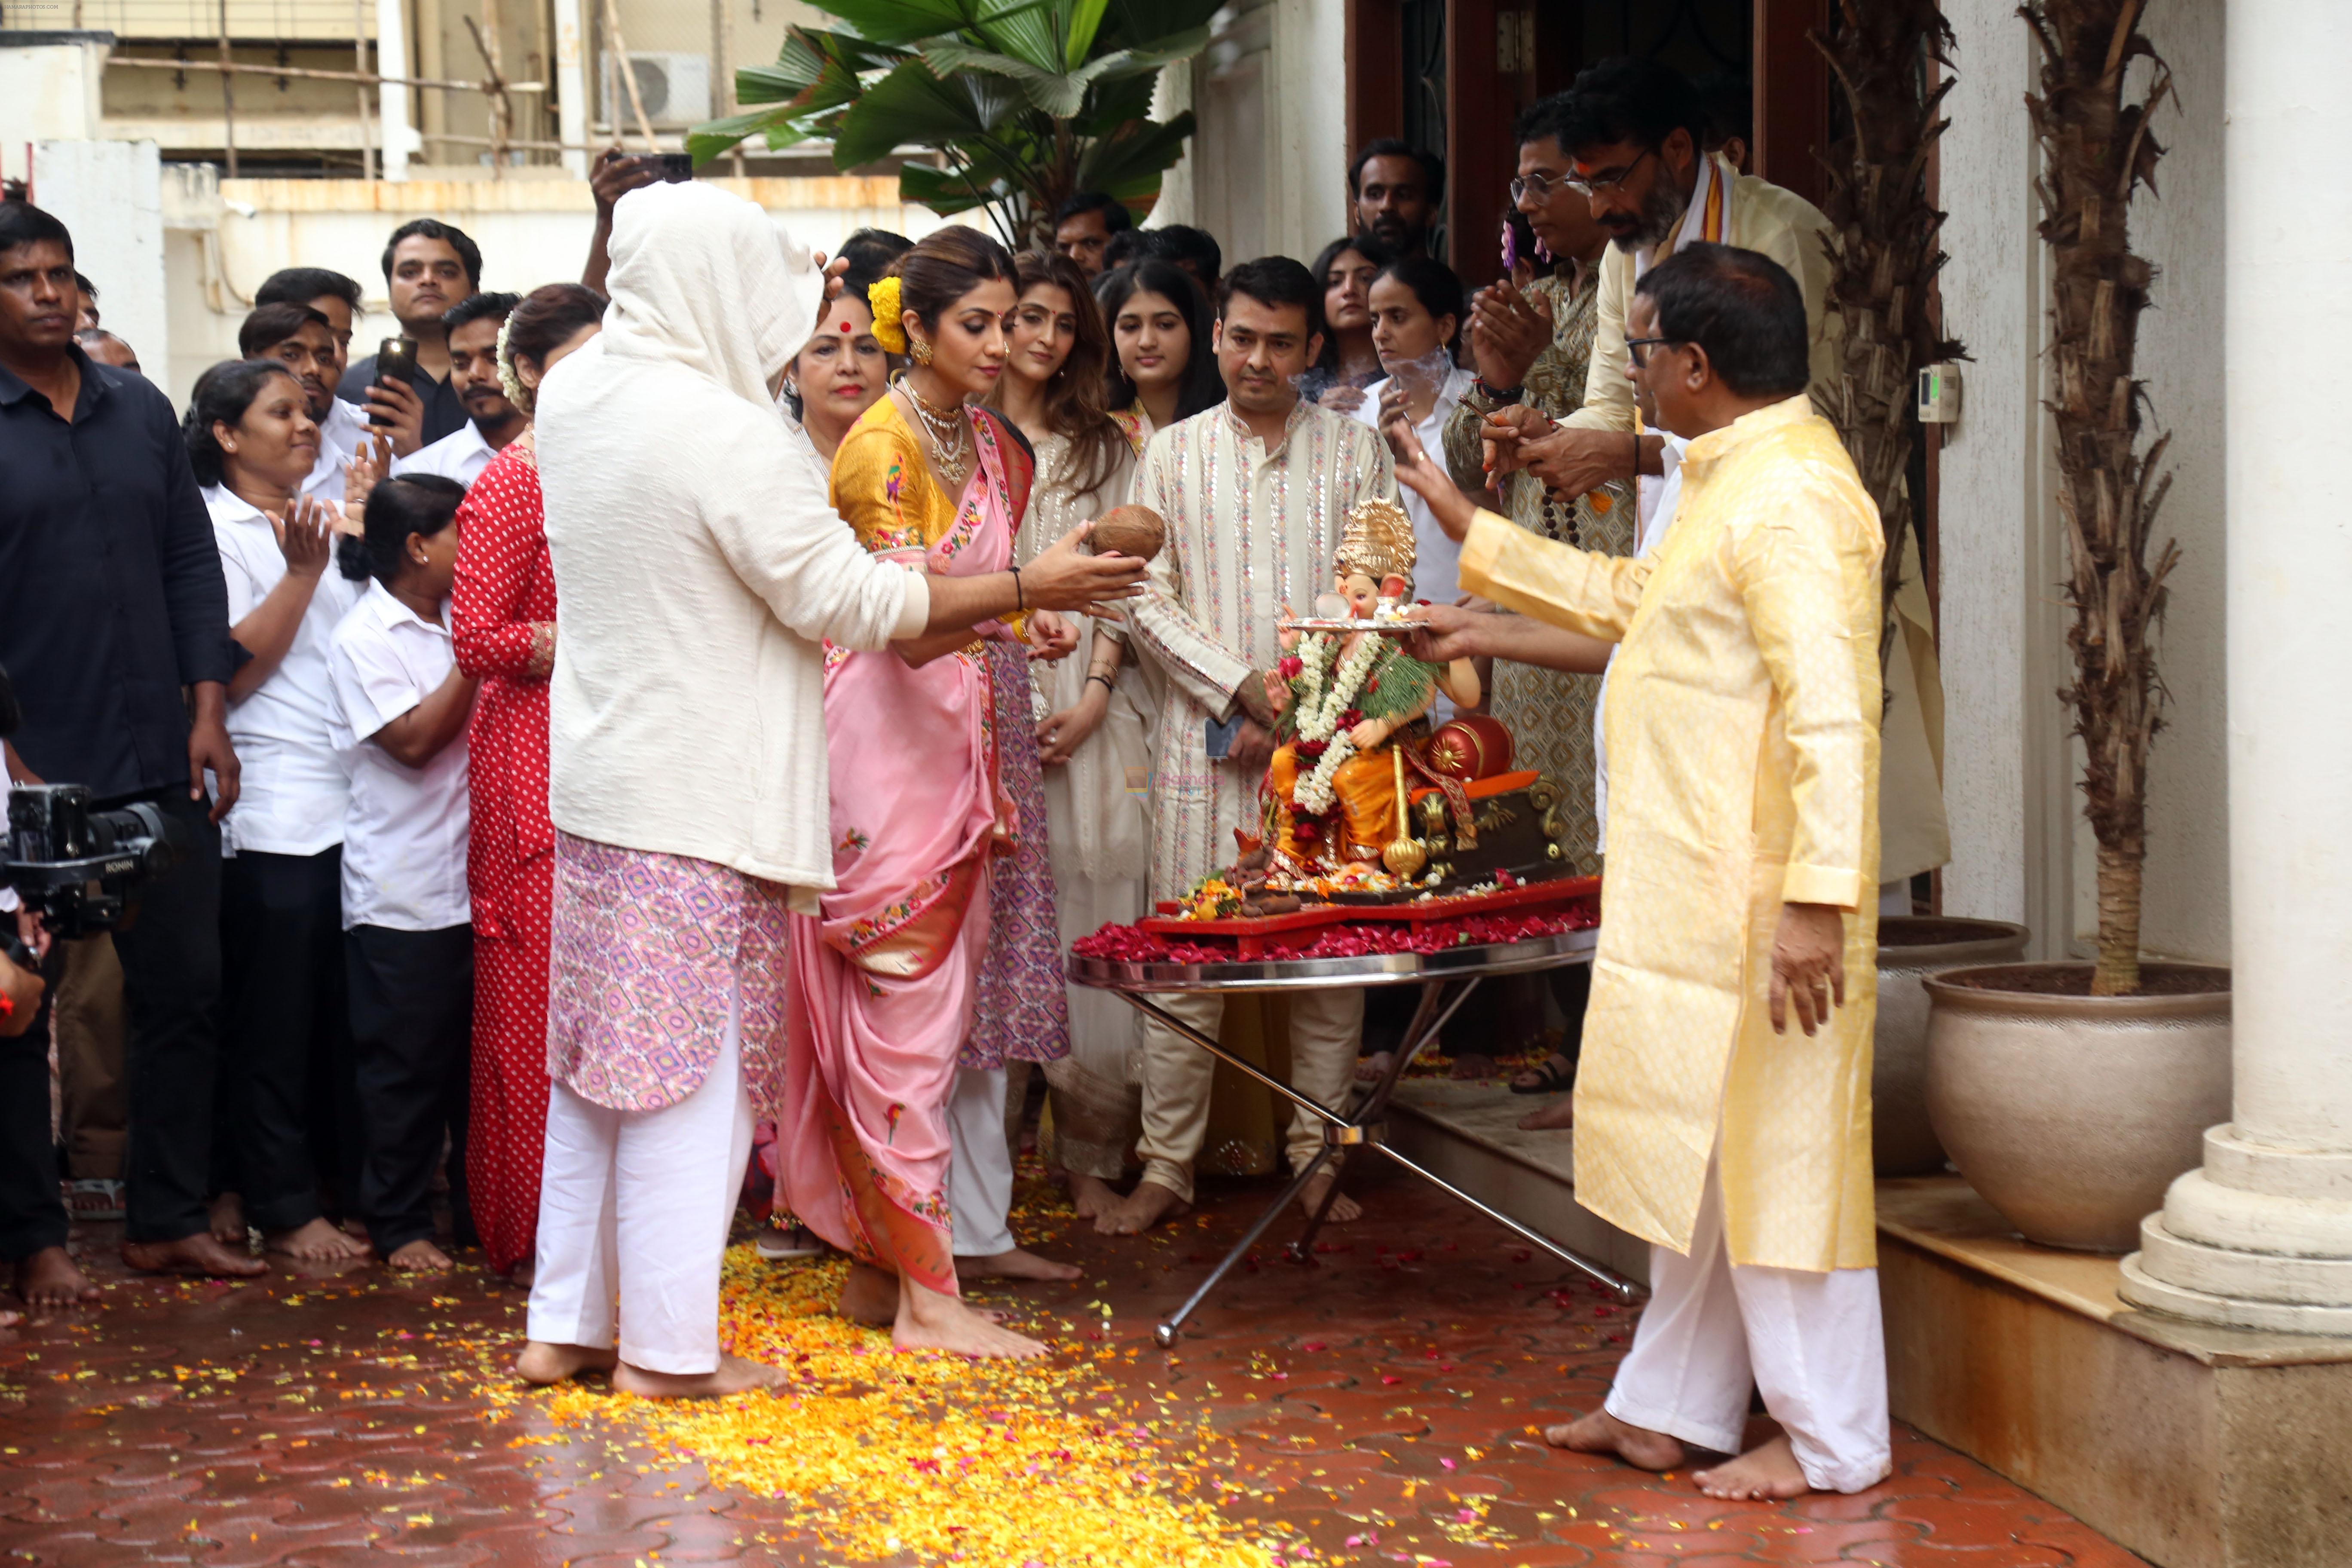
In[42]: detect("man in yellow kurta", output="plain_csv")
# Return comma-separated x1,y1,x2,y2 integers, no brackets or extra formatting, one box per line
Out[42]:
1396,242,1889,1499
1483,57,1947,907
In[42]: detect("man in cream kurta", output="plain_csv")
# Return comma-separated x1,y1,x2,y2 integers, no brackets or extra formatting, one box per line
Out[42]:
1504,59,1947,899
1397,243,1889,1497
1106,259,1400,1233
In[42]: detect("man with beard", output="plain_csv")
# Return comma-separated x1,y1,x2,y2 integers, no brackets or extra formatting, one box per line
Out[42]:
1485,55,1949,928
1349,140,1443,257
240,301,374,503
338,218,481,450
391,292,522,489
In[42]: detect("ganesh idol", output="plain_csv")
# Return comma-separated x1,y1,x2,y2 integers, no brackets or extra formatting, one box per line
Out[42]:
1262,499,1481,879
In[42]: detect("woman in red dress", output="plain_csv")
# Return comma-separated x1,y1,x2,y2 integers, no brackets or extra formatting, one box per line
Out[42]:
450,283,606,1283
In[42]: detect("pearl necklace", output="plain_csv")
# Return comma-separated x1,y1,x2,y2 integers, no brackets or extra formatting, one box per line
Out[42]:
898,376,973,489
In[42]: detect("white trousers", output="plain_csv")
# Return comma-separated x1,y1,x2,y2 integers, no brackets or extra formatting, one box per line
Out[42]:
525,979,756,1375
946,1065,1014,1257
1134,987,1364,1205
1604,1156,1892,1493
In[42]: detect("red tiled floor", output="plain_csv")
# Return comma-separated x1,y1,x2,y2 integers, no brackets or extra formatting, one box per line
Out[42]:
0,1168,2145,1566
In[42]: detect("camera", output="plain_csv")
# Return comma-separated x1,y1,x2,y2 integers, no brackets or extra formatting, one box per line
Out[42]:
6,784,183,940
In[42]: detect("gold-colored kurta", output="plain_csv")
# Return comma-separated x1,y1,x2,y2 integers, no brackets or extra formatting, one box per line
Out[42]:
1458,395,1883,1271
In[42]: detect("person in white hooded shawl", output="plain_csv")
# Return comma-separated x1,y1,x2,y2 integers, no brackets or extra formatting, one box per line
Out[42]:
514,183,1143,1397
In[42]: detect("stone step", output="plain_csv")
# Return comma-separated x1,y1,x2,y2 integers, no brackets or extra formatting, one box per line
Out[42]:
1380,1076,1652,1288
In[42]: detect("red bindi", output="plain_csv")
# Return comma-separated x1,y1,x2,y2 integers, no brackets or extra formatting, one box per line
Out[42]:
839,322,851,333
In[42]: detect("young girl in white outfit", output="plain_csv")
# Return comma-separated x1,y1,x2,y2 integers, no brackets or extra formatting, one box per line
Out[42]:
327,474,478,1270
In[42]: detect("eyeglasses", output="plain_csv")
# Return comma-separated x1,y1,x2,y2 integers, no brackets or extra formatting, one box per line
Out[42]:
1623,336,1675,368
1565,147,1656,199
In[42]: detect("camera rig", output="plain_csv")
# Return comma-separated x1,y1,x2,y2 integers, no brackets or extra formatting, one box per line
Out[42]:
6,784,182,940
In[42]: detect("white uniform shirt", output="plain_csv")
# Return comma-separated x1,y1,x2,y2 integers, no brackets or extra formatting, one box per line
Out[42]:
1593,432,1689,850
206,485,363,857
390,420,497,489
303,398,372,503
327,580,471,931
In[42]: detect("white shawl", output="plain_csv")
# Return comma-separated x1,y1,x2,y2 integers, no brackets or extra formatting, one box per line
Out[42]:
537,180,930,889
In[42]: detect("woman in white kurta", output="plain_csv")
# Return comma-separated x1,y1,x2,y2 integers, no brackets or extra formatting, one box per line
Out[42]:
993,251,1155,1229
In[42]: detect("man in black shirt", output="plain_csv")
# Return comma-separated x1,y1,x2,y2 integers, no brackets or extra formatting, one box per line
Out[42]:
337,217,483,453
0,201,262,1296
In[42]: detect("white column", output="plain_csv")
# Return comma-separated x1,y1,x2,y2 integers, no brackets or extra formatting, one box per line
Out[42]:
552,0,589,177
374,0,419,180
2119,0,2352,1334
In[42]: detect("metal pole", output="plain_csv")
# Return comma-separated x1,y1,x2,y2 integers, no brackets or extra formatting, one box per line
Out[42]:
217,0,237,178
714,0,742,176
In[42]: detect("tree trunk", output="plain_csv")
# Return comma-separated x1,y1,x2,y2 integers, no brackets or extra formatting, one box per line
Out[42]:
2023,0,2180,996
2092,842,2144,995
1811,1,1965,661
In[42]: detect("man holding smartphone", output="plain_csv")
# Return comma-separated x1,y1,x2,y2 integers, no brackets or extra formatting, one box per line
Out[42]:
337,218,484,451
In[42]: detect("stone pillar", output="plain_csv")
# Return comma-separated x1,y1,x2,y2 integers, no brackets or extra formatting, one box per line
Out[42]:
2118,0,2352,1334
551,0,589,178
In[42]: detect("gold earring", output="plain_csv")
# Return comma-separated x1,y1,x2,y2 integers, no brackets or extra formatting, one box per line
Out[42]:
910,334,934,367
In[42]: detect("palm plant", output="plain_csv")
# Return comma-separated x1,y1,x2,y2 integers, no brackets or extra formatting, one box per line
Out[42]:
689,0,1222,249
2022,0,2178,995
1811,0,1967,664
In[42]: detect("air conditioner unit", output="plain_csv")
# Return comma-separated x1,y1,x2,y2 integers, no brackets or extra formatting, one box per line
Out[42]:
600,51,710,129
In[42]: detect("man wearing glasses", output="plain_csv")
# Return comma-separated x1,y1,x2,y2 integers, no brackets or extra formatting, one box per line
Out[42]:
1484,54,1950,928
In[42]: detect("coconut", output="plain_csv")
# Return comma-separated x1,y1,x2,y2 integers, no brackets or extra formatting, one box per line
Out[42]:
1088,504,1166,562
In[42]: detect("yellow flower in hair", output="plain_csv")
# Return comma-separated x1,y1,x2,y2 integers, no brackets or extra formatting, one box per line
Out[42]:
866,276,907,353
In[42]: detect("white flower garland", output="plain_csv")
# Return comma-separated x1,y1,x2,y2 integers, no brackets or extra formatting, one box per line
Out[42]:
1289,632,1382,815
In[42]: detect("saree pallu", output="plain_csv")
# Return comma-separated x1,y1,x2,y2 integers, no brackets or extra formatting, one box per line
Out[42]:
781,407,1028,1296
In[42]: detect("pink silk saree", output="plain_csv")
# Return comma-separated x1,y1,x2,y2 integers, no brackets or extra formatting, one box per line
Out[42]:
781,403,1032,1295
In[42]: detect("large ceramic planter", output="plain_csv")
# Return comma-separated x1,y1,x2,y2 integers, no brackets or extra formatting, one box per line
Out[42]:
1923,963,2232,1253
1872,917,2031,1175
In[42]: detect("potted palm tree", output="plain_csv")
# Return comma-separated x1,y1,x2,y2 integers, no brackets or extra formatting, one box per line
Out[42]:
1921,0,2228,1250
689,0,1222,248
1810,0,2034,1176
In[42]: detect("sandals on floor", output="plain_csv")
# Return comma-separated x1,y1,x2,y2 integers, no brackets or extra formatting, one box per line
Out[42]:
63,1178,125,1222
1509,1056,1575,1096
756,1223,826,1261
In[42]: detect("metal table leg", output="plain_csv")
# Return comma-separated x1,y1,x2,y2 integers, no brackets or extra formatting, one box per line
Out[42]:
1116,977,1642,1346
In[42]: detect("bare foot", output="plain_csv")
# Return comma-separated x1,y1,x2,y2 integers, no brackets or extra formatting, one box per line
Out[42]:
1518,1096,1575,1132
516,1339,617,1385
1095,1179,1189,1236
1449,1051,1499,1081
895,1276,1048,1359
838,1261,900,1326
14,1246,102,1308
265,1216,371,1262
208,1192,248,1245
957,1247,1083,1283
1542,1406,1686,1472
383,1238,454,1271
1067,1172,1121,1220
612,1353,786,1399
1354,1050,1396,1084
122,1232,266,1279
1694,1433,1815,1500
507,1259,536,1289
1296,1166,1362,1223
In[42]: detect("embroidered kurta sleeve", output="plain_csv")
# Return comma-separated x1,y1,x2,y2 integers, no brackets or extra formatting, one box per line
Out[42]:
1732,478,1881,912
1456,508,1650,641
452,459,555,680
1124,430,1256,716
701,414,928,652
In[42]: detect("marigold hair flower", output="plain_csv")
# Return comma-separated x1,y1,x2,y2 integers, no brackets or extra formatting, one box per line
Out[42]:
867,276,908,353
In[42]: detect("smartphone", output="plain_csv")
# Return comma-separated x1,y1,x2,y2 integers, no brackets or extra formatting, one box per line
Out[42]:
648,153,694,182
369,336,418,426
1204,714,1242,761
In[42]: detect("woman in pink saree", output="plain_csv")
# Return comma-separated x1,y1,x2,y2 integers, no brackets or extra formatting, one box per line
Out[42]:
782,229,1074,1359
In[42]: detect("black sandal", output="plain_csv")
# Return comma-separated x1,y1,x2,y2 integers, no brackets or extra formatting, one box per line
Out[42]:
1509,1054,1575,1095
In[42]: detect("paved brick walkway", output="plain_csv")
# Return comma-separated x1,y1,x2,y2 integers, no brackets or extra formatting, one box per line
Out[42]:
0,1170,2143,1566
